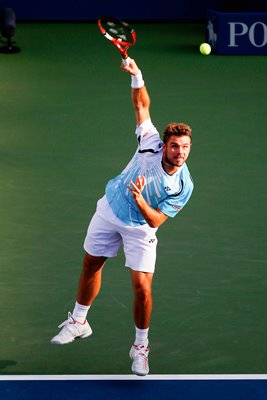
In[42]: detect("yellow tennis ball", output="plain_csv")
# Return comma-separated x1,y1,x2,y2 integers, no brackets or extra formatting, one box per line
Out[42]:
199,43,211,55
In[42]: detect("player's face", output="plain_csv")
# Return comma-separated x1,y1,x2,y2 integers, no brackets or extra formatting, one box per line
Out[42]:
162,135,191,169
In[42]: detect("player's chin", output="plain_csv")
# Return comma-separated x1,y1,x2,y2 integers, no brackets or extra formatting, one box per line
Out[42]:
174,158,184,167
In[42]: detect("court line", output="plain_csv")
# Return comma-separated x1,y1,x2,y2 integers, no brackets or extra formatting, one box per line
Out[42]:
0,374,267,381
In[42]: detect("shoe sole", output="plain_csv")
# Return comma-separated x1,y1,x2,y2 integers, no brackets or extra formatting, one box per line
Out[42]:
50,330,92,345
131,366,149,376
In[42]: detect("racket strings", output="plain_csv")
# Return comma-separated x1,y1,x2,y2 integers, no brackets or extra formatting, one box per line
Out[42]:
109,28,127,41
103,20,133,43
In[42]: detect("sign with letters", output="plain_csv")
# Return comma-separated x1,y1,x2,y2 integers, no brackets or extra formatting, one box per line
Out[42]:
206,9,267,54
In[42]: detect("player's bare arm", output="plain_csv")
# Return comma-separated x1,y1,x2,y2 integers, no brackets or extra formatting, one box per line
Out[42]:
121,58,150,126
127,176,168,228
131,87,150,126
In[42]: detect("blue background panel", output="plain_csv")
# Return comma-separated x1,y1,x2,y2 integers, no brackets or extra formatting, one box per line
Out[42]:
1,379,267,400
206,9,267,54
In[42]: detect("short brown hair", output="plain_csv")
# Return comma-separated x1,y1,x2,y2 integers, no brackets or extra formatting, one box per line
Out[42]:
163,122,192,144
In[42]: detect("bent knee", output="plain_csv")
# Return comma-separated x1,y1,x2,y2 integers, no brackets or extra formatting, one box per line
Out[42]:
83,252,106,273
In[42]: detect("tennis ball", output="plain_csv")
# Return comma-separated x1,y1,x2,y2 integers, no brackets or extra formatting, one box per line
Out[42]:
199,43,211,55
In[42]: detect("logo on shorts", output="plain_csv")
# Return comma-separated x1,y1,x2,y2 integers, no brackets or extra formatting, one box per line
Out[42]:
149,239,155,243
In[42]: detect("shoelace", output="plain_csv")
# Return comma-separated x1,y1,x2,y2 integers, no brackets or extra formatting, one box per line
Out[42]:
133,344,148,352
58,312,76,328
133,345,149,366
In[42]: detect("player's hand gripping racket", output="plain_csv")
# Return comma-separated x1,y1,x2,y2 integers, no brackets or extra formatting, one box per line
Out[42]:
97,16,136,66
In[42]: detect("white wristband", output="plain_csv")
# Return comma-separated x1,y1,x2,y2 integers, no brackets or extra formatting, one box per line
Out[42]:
131,70,145,89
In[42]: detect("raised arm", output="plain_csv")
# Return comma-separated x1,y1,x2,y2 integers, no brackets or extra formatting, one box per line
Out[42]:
121,59,168,228
121,58,150,126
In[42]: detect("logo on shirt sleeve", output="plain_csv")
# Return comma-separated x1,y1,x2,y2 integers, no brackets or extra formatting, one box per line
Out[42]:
172,204,182,211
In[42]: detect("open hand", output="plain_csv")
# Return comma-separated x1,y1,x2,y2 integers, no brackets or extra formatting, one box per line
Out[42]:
127,175,146,199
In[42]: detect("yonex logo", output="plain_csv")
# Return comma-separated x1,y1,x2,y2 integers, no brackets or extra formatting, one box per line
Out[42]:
149,239,155,243
164,186,171,191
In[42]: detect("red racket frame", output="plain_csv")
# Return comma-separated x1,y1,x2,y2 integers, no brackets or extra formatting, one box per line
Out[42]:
98,16,136,61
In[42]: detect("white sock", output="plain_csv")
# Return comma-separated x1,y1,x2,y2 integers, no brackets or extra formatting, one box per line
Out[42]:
72,301,90,324
134,326,149,347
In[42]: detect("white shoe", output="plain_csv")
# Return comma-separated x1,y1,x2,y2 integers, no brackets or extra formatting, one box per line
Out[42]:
129,344,149,376
50,312,92,345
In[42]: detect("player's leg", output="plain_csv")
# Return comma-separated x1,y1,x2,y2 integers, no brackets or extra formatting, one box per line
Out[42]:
129,270,153,376
131,270,153,330
71,252,107,323
50,253,106,345
77,252,107,306
122,224,157,376
51,196,122,345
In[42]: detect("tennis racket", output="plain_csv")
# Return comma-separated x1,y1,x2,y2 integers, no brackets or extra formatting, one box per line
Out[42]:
97,16,136,66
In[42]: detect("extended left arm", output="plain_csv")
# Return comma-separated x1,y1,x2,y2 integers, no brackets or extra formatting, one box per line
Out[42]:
127,176,168,228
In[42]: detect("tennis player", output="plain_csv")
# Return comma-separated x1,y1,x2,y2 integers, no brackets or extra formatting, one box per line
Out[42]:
51,58,194,376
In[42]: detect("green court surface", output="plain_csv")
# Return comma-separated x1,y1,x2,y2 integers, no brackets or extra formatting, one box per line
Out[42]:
0,22,266,375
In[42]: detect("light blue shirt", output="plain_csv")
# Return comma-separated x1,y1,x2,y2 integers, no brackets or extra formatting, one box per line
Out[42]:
105,119,193,226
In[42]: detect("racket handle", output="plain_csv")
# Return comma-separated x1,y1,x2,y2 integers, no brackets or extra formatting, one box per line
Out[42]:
122,57,130,66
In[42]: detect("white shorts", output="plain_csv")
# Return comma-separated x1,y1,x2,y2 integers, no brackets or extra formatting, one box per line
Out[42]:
83,195,158,273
